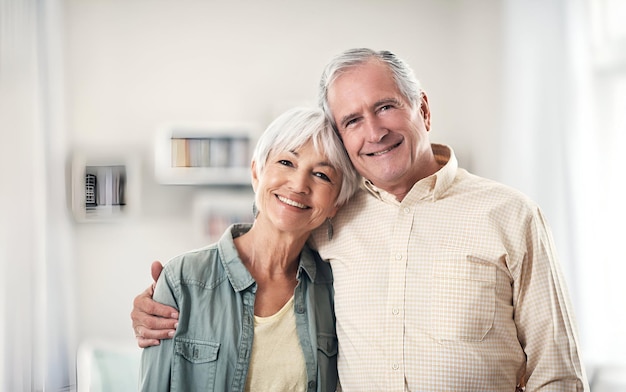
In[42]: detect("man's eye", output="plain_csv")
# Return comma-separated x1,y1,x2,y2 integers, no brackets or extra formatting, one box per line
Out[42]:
344,118,358,128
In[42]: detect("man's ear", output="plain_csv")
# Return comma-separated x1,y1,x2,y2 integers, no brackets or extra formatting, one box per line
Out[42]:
250,160,259,192
419,93,431,132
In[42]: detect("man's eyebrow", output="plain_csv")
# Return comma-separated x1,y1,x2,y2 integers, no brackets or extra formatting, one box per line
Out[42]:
375,97,402,107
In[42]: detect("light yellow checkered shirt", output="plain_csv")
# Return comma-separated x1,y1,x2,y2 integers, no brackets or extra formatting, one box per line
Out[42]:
310,144,588,391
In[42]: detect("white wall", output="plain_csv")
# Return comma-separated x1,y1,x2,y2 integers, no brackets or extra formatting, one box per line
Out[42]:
63,0,504,343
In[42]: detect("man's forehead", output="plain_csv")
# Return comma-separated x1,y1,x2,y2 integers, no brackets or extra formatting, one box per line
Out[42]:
330,62,397,97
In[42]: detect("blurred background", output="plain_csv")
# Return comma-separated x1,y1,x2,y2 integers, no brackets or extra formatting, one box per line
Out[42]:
1,0,625,390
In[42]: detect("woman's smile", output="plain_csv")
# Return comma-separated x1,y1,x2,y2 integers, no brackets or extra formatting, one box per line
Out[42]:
276,195,309,209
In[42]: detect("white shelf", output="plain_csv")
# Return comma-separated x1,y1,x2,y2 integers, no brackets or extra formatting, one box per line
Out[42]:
71,151,140,222
154,123,257,185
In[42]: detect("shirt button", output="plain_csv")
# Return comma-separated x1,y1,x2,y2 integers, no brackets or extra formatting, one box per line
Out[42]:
404,207,411,214
392,308,399,315
395,253,403,261
308,380,316,389
392,363,400,370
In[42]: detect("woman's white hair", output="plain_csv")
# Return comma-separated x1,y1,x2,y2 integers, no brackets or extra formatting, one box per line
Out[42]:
252,107,359,207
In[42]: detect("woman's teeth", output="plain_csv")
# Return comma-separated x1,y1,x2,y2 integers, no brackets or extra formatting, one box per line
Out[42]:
277,196,307,209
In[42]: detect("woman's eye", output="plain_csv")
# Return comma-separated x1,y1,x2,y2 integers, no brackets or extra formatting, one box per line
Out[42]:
314,172,331,182
278,159,293,167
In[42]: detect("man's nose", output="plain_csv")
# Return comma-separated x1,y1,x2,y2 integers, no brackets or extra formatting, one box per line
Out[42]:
364,115,388,143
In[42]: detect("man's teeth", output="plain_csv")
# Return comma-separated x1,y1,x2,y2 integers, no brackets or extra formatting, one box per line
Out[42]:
371,147,393,156
369,143,399,156
278,196,307,209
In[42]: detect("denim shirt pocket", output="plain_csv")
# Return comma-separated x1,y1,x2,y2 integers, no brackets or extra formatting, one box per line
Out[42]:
173,337,220,390
317,332,338,357
317,332,338,391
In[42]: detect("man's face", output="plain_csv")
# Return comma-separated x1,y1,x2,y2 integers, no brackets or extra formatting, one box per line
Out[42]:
327,60,431,193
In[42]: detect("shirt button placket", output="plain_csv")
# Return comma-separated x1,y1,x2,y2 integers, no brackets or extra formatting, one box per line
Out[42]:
387,203,411,390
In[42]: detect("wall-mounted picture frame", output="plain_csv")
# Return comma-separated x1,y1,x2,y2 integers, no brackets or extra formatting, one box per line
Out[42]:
70,150,140,222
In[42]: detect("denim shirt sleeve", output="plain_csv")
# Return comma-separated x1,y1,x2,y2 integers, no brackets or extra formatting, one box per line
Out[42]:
139,267,178,391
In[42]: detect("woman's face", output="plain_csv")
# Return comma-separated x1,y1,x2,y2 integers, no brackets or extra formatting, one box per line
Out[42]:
252,140,342,237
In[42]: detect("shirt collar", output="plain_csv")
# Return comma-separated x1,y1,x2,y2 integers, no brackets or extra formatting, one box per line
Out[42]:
362,144,458,205
218,224,255,292
297,245,317,282
218,223,317,291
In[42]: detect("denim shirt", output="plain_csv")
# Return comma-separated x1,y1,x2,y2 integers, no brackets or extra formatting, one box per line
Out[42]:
140,224,338,392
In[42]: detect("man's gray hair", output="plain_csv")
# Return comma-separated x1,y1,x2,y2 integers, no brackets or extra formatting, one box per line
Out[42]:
318,48,423,130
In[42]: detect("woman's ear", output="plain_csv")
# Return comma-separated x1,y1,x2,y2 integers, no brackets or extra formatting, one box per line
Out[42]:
327,205,340,219
250,160,259,192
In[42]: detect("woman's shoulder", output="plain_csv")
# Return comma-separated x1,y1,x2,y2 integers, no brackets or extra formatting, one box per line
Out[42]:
163,244,224,286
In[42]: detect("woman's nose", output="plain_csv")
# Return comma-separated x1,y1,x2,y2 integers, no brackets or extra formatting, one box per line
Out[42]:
289,170,311,194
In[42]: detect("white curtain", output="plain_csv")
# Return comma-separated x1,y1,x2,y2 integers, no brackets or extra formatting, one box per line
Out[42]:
501,0,626,371
0,0,76,390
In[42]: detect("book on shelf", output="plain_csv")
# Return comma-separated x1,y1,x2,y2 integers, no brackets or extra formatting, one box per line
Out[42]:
85,173,97,208
171,138,189,167
209,138,230,167
229,137,249,167
86,165,126,209
169,136,251,169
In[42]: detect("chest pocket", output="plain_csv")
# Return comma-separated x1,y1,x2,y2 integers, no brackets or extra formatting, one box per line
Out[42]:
317,332,338,357
428,255,496,342
173,337,220,390
317,332,338,392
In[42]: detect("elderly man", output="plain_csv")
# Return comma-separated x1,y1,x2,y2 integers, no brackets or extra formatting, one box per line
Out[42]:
132,48,588,391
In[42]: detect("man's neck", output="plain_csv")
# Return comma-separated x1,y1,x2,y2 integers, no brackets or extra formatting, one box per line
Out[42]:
376,155,442,202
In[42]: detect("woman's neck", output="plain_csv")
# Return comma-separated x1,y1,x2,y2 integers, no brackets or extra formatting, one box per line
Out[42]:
234,221,307,279
234,222,308,317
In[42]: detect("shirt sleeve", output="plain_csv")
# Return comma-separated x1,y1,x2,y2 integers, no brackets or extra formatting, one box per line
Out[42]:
138,269,178,391
514,207,588,390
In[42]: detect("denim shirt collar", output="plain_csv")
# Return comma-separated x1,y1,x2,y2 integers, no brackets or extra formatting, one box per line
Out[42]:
217,223,317,292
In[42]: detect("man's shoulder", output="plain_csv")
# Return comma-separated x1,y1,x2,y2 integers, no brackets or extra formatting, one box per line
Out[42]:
460,169,535,200
454,170,542,221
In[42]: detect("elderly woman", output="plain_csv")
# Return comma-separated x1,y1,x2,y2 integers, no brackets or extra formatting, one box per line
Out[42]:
139,107,359,392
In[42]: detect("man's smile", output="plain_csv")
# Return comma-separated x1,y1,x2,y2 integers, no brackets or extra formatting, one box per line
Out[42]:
365,141,402,157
